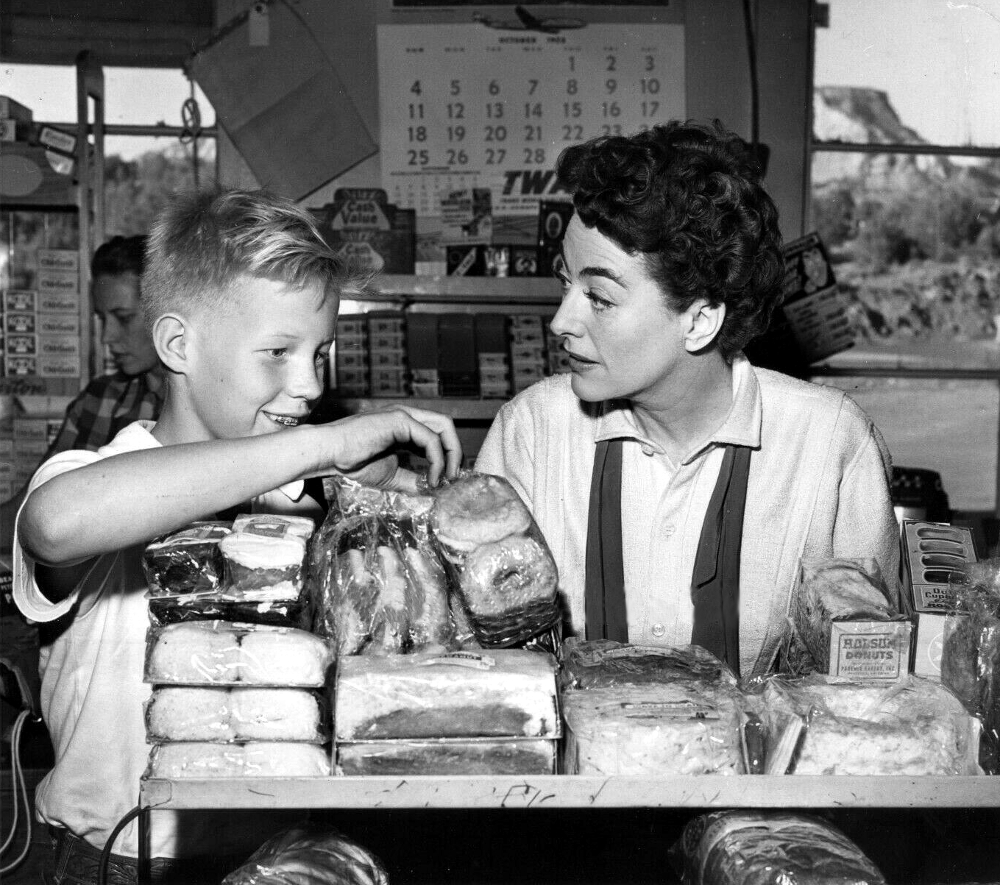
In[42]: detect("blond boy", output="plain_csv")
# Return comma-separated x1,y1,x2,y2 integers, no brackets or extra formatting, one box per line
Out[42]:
14,188,460,884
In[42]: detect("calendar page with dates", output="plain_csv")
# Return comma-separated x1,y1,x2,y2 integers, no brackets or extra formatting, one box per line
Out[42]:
377,22,685,217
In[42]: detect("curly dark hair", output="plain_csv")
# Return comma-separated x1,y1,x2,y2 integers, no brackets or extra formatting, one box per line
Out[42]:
556,120,784,359
91,234,148,279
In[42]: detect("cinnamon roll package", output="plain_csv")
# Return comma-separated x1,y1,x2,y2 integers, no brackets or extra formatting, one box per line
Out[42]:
310,477,461,656
429,472,561,648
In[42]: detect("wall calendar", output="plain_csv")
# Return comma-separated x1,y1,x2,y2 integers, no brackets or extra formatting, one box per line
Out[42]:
377,22,685,217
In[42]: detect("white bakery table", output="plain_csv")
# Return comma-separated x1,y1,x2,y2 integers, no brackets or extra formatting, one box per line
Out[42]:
135,774,1000,883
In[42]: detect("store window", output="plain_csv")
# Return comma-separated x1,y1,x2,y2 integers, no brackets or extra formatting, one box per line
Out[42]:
1,63,217,237
809,0,1000,515
810,0,1000,367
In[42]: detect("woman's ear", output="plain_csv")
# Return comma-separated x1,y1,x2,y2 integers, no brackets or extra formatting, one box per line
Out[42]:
684,299,726,353
152,314,189,374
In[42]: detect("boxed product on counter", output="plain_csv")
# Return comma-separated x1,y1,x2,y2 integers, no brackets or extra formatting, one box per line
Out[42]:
790,558,912,681
333,649,560,775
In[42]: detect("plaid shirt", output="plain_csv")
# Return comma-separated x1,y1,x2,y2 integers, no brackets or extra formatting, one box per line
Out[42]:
47,370,164,457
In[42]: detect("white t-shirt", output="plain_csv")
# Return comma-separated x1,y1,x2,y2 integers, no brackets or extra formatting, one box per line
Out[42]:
14,421,306,858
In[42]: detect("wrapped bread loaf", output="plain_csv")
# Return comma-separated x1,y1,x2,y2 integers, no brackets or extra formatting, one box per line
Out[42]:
560,641,746,776
336,738,556,776
145,687,326,743
430,473,560,647
334,649,560,740
760,674,982,775
222,823,389,885
142,521,232,596
146,741,330,778
671,811,886,885
220,514,314,599
145,621,331,687
562,683,745,776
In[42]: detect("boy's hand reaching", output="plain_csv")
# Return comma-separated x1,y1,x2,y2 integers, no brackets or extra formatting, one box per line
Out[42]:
318,405,463,491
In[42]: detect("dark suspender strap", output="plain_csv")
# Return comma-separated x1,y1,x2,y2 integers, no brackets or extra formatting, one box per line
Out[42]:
690,444,752,676
584,438,628,642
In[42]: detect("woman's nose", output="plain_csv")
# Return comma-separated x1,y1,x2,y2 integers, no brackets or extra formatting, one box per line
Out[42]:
550,288,583,338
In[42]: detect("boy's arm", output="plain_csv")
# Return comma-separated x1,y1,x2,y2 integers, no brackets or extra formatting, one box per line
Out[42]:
20,406,462,572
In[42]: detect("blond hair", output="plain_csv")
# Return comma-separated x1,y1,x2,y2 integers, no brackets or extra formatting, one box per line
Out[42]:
141,187,357,329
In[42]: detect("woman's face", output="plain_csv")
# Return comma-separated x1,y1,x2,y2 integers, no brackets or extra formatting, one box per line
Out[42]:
550,214,689,404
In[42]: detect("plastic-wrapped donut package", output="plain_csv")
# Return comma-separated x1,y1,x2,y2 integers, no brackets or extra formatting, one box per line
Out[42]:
670,811,886,885
143,515,316,629
310,477,463,656
559,641,748,776
429,472,560,647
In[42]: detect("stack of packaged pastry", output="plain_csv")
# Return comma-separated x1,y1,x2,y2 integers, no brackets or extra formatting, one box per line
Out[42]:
310,475,563,775
141,514,333,778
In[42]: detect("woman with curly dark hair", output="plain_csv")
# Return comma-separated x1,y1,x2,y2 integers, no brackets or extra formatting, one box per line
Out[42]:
477,120,898,677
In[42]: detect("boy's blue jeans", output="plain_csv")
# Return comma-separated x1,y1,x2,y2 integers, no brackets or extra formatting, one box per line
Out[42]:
45,827,240,885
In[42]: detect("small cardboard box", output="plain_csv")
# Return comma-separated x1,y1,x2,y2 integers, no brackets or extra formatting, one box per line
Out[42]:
911,611,949,680
827,621,913,680
900,520,977,613
4,290,37,312
4,313,36,335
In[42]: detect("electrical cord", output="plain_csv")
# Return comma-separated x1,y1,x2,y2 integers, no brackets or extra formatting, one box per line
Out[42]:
0,708,34,875
97,803,142,885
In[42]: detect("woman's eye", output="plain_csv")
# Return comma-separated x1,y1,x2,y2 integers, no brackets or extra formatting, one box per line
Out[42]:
267,348,287,359
586,291,613,311
315,350,331,365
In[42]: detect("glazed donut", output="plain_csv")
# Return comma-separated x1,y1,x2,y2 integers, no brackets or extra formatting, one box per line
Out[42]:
431,474,532,557
460,534,557,618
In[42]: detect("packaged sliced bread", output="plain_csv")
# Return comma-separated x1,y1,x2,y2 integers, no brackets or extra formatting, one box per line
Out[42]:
759,674,982,775
334,649,560,740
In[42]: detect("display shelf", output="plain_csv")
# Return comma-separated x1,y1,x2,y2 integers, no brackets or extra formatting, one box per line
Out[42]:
140,775,1000,812
368,274,561,305
336,397,504,420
